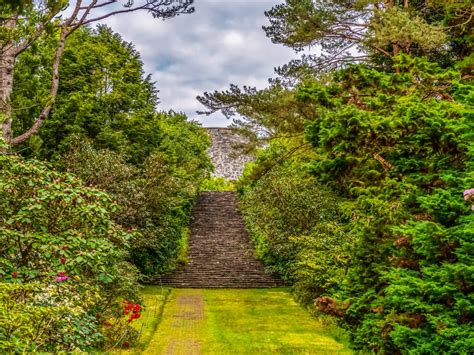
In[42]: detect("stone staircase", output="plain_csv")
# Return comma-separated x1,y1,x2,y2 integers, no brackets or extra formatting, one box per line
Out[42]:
156,191,282,288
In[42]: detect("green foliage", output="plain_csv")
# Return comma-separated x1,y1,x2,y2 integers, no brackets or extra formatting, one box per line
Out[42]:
239,153,352,304
369,7,447,52
11,25,158,162
9,22,212,276
261,0,472,78
198,82,309,140
236,56,473,353
200,0,473,352
0,155,140,352
200,176,235,191
2,18,210,353
63,113,211,275
298,56,474,353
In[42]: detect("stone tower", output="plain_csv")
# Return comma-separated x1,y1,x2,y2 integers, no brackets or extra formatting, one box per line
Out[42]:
207,128,252,180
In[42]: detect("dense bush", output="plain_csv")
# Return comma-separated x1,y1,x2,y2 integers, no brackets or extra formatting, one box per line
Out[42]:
0,154,141,352
200,176,235,191
63,113,212,275
239,154,353,304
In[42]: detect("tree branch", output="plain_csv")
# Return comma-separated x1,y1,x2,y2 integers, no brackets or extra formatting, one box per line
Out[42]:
10,25,68,145
80,0,116,10
70,0,99,33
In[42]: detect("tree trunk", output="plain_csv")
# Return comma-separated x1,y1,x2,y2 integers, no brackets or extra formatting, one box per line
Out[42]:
0,18,17,145
10,25,67,146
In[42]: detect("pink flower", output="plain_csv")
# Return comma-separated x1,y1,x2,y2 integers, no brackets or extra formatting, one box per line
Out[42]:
464,189,474,211
463,189,474,200
56,271,69,282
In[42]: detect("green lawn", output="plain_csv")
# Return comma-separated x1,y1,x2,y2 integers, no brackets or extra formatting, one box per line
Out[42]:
118,287,352,354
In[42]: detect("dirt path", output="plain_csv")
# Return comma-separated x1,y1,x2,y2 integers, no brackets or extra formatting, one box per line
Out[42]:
144,290,205,355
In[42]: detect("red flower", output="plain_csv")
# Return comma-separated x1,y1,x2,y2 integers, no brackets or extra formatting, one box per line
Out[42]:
123,342,130,348
60,257,66,264
12,272,18,278
123,300,134,315
123,300,141,321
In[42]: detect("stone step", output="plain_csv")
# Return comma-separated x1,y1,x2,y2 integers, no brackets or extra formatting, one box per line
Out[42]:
151,191,283,288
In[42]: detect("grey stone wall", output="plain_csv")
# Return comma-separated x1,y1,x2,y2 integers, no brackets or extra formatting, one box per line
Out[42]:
207,128,252,180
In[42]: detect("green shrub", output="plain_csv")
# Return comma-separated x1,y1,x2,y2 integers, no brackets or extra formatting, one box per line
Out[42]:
200,176,235,191
239,159,352,304
300,56,474,353
63,113,211,275
0,155,141,352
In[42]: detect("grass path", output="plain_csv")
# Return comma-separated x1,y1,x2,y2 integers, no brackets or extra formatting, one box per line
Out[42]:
126,287,351,354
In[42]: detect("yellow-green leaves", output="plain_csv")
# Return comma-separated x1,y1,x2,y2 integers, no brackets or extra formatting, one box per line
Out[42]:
369,7,447,52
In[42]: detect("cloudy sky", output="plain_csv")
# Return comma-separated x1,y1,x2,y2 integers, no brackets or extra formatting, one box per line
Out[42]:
99,0,298,127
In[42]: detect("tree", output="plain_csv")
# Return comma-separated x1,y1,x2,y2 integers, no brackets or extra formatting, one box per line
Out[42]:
63,112,212,275
11,25,158,161
263,0,471,78
299,56,473,353
197,82,311,139
0,0,193,147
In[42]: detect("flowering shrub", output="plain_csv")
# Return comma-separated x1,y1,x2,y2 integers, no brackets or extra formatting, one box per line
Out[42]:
97,300,143,349
0,155,141,352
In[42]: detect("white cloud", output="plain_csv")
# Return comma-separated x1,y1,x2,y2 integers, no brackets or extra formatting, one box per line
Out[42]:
99,0,297,127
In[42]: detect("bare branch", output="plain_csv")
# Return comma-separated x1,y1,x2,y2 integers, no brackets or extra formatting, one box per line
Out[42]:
11,25,68,145
70,0,99,33
80,0,117,10
82,0,194,25
65,0,84,27
81,4,150,24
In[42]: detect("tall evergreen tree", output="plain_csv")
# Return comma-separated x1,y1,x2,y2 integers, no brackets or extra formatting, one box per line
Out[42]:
263,0,471,78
